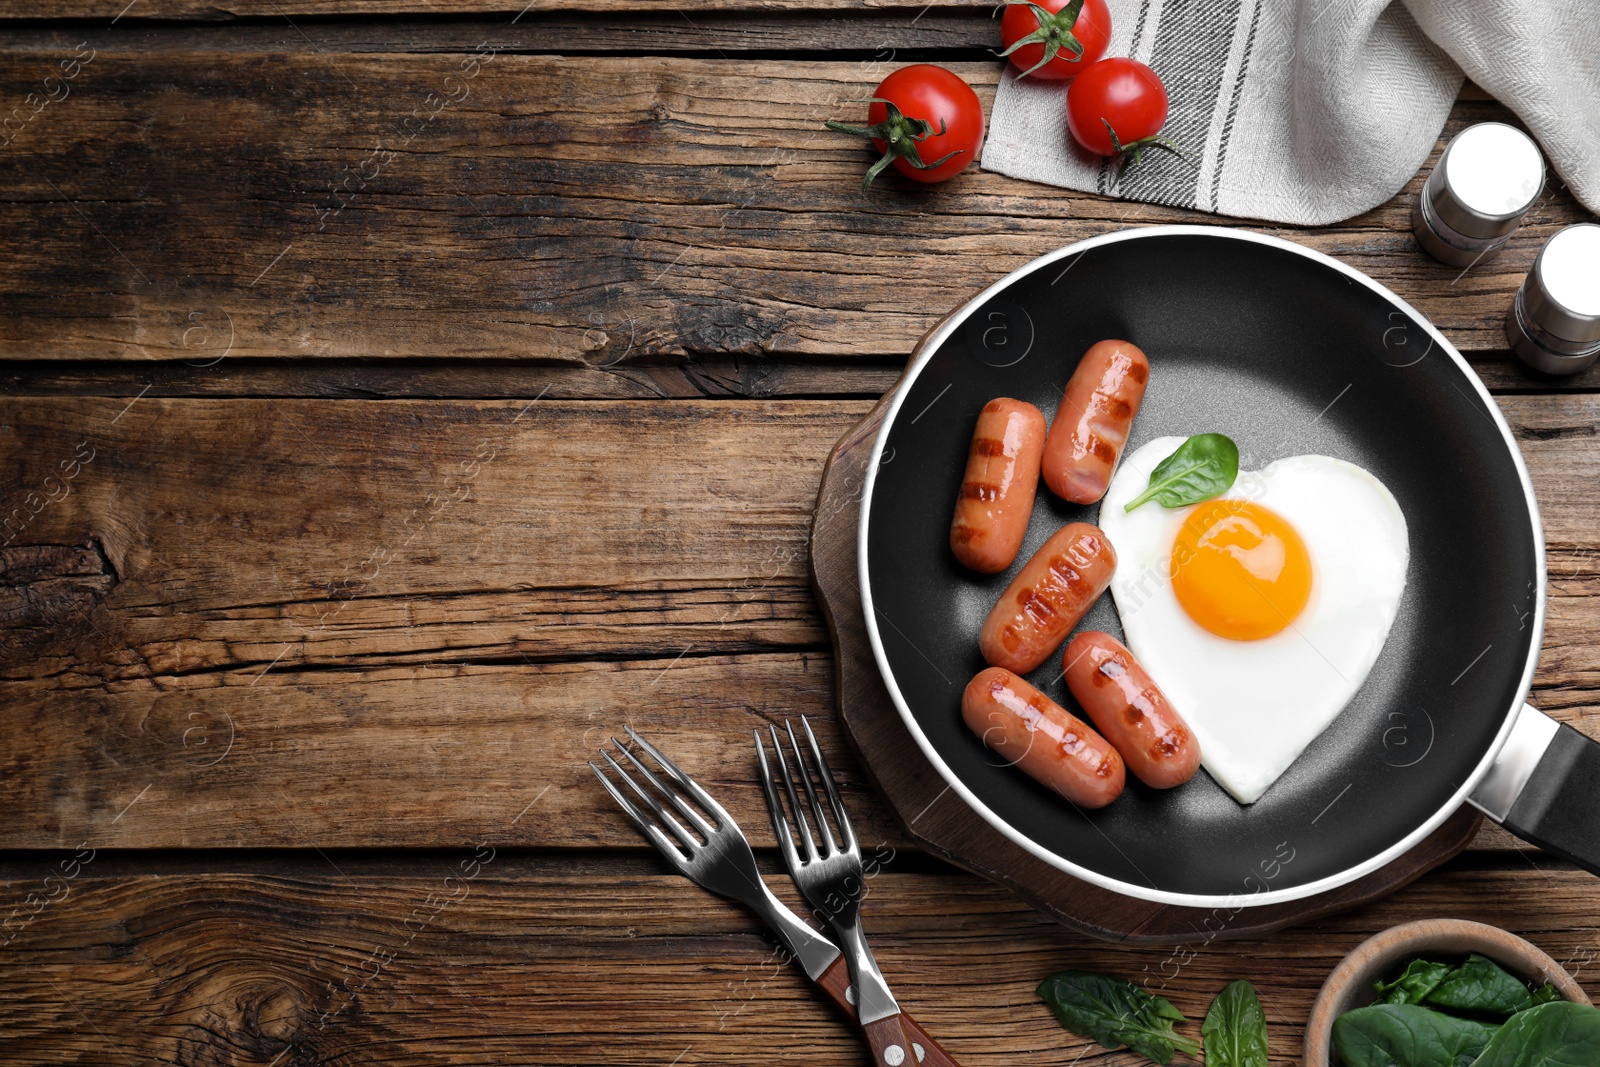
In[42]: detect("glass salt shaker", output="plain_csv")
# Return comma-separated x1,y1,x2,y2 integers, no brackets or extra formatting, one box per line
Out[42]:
1508,223,1600,375
1413,122,1544,268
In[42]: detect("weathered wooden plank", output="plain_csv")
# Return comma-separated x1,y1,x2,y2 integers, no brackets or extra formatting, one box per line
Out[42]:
0,858,1596,1066
0,652,903,850
0,396,863,848
6,0,986,18
0,54,1581,366
0,356,907,401
0,399,861,686
0,12,998,53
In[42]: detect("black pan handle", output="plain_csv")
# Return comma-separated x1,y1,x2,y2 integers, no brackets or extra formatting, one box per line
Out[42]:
1471,703,1600,874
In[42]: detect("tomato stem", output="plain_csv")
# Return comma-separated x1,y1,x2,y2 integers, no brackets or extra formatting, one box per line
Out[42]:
996,0,1088,80
825,98,964,193
1101,118,1197,179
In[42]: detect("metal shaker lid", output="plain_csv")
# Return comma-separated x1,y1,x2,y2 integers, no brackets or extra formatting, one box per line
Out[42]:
1425,123,1544,240
1526,224,1600,345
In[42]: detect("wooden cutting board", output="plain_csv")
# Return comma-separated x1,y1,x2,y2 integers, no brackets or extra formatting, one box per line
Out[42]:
808,356,1482,945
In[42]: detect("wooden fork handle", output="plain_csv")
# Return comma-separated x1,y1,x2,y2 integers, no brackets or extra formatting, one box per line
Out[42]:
863,1014,919,1067
814,955,961,1067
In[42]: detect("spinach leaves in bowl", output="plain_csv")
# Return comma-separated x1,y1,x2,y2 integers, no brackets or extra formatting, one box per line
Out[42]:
1332,953,1599,1067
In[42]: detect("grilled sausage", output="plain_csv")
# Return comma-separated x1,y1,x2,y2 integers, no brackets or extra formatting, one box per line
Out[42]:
1063,631,1200,789
1042,339,1150,504
950,398,1047,573
962,667,1125,808
979,522,1116,674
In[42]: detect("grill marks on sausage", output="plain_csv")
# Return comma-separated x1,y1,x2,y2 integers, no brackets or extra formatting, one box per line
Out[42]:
981,524,1115,674
1016,588,1058,633
1068,534,1105,568
961,436,1009,504
971,436,1008,458
962,668,1127,808
951,399,1047,575
1089,652,1159,727
1014,551,1092,632
1042,341,1150,504
1063,631,1201,790
1095,655,1127,685
1101,396,1134,421
996,625,1026,655
1125,691,1158,726
1046,556,1092,598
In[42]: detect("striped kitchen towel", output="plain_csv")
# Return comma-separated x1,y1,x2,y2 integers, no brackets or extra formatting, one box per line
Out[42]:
981,0,1600,225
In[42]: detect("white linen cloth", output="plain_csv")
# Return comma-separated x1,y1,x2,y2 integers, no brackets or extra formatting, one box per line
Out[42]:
980,0,1600,225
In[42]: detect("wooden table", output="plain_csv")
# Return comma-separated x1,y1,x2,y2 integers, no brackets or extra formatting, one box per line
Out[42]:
2,5,1597,1064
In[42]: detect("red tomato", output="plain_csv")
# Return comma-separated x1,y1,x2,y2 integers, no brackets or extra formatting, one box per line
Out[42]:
1000,0,1112,81
826,64,984,191
1066,58,1170,157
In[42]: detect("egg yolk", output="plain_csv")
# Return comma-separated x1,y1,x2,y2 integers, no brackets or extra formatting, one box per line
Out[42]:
1170,499,1312,640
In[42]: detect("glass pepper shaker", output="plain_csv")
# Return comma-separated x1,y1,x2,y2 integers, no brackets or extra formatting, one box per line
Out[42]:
1413,122,1544,268
1508,223,1600,375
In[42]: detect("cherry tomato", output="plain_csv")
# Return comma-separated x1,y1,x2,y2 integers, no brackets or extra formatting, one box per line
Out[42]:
825,64,985,191
1066,57,1169,157
1000,0,1112,81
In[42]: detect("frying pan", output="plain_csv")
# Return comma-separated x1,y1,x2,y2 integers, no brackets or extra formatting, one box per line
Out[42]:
859,226,1600,908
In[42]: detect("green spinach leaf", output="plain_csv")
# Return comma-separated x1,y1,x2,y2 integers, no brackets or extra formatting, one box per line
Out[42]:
1470,1000,1600,1066
1122,433,1239,512
1332,1004,1499,1067
1528,983,1565,1008
1376,960,1454,1006
1202,980,1268,1067
1037,970,1200,1064
1425,954,1535,1015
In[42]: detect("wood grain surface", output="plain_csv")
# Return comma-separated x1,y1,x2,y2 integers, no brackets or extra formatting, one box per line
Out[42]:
12,0,993,19
0,12,1003,53
1,856,1597,1066
4,7,1599,1066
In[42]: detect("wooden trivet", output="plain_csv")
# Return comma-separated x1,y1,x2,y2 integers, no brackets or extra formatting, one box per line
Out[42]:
808,360,1482,945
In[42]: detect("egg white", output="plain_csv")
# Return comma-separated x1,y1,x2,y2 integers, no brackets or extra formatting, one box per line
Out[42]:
1097,437,1409,804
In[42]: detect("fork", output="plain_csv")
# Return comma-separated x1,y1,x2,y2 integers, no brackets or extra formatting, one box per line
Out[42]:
589,727,956,1067
757,718,919,1067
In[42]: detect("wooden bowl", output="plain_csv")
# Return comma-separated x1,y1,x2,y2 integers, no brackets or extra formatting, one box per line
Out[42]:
1304,918,1590,1066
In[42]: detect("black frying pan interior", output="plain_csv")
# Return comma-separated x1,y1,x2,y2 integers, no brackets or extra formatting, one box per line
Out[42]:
864,231,1540,898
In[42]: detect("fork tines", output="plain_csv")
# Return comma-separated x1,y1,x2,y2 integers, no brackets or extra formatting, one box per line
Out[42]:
588,726,722,866
756,717,860,866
